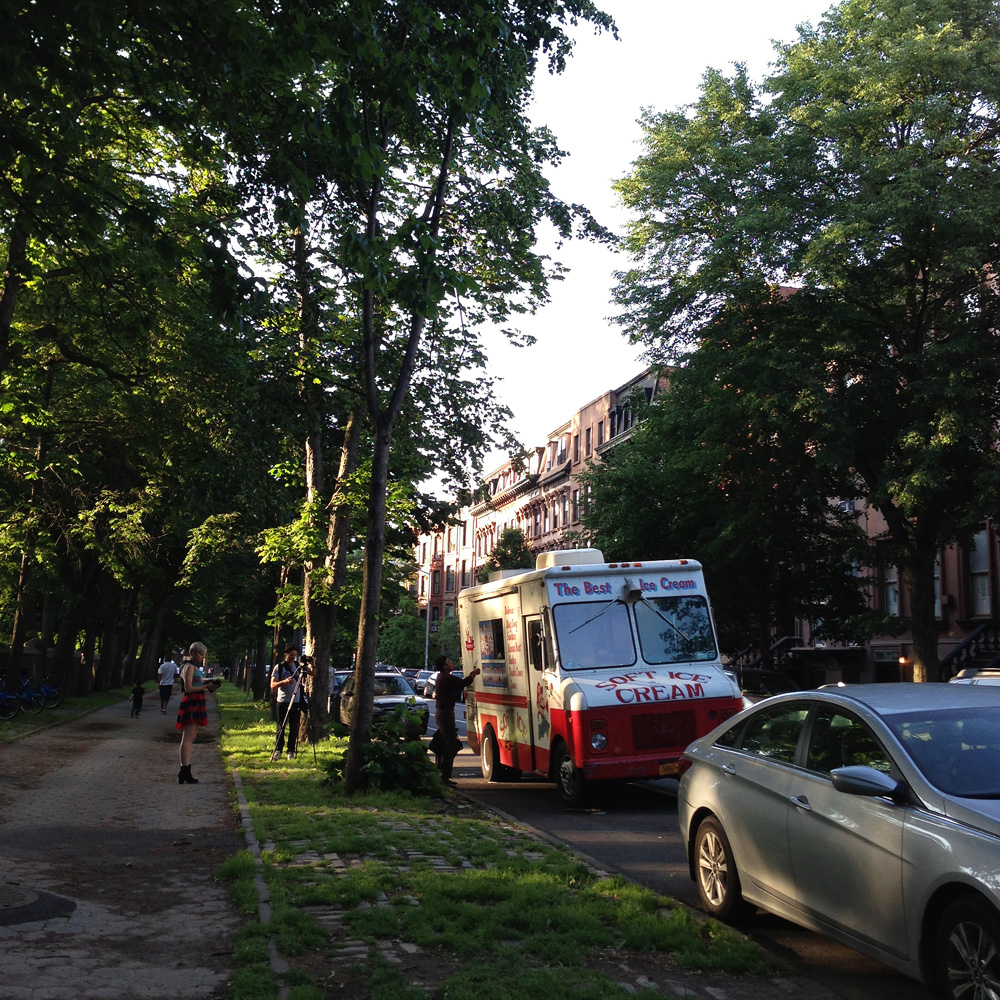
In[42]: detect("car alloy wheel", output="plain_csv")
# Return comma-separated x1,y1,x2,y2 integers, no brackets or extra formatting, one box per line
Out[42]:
936,896,1000,1000
694,816,750,923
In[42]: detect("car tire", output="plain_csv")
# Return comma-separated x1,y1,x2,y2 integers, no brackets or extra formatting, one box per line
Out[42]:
934,895,1000,1000
693,816,752,923
554,742,586,807
480,726,521,782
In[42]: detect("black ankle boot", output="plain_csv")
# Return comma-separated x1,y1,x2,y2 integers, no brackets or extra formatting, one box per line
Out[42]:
178,765,199,784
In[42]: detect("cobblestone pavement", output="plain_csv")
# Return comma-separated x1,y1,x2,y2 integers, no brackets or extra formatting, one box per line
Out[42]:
0,696,241,1000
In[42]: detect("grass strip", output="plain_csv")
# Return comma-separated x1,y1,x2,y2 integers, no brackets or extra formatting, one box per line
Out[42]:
213,684,778,1000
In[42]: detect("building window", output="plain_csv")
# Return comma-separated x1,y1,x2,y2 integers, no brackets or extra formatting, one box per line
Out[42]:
572,489,580,522
552,504,559,530
432,570,441,595
447,527,455,551
534,511,541,536
597,420,604,447
573,434,580,462
543,508,549,533
969,530,991,616
562,494,569,523
446,567,456,592
444,604,454,618
884,566,899,617
421,543,427,562
585,427,592,456
460,560,468,588
420,576,426,596
934,558,942,618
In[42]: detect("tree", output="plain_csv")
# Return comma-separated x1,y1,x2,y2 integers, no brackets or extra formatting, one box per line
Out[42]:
232,0,616,792
478,527,535,582
612,0,1000,681
581,309,876,661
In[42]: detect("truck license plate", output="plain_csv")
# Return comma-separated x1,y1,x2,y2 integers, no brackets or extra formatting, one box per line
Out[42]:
658,761,679,777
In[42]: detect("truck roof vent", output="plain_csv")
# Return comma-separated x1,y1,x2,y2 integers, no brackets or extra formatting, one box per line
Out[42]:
535,548,604,570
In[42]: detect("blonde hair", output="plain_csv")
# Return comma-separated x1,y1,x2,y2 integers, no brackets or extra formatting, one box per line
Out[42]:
188,641,207,657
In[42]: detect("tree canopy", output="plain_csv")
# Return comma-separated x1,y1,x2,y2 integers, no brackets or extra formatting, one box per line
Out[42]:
611,0,1000,679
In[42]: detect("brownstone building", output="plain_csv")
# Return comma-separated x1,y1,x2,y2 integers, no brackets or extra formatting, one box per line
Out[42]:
414,369,1000,681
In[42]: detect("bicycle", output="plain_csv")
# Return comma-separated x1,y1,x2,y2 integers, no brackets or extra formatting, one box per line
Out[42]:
36,674,65,708
15,676,46,714
0,682,19,720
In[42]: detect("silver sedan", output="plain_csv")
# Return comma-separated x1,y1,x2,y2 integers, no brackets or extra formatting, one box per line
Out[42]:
678,683,1000,1000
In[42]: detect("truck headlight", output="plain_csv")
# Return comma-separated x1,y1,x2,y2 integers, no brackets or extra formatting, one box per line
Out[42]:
590,732,608,751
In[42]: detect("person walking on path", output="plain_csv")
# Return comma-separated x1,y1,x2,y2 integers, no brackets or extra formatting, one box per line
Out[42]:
270,645,313,759
175,642,219,784
157,653,179,713
433,655,480,786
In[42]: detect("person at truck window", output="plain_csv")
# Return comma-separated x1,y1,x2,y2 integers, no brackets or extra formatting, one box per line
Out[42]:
433,655,481,787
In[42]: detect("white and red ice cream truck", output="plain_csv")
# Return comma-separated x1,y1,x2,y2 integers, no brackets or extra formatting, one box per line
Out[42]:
457,548,741,804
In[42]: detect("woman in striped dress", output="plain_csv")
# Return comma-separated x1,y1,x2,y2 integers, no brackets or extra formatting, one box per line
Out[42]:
175,642,218,784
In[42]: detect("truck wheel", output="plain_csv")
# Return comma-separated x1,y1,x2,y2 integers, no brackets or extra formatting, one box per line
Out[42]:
481,727,521,783
554,743,586,807
481,727,504,782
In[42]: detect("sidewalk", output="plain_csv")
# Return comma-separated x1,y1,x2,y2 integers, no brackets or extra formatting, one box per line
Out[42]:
0,696,242,1000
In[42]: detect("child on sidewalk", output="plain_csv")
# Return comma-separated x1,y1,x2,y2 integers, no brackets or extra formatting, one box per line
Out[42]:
129,683,145,718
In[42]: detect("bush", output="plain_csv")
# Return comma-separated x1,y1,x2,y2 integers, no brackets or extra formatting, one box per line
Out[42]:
323,708,443,795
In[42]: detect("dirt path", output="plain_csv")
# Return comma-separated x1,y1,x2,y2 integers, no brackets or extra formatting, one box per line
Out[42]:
0,697,241,1000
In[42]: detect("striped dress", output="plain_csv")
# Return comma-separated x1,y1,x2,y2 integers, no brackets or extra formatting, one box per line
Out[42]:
175,666,209,729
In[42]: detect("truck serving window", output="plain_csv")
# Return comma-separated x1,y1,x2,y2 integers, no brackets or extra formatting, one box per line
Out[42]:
552,601,636,670
634,595,717,664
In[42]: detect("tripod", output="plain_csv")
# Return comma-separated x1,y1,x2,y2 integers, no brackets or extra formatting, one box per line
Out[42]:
270,666,317,763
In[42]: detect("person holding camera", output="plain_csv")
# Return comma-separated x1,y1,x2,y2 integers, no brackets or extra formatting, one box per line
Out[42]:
175,642,219,784
271,645,314,759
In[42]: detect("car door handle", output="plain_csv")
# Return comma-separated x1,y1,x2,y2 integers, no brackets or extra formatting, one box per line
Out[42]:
721,763,737,775
790,795,811,811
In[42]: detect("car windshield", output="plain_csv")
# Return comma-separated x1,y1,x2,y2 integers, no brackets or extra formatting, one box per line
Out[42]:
552,601,636,670
886,707,1000,798
373,676,417,697
634,595,717,664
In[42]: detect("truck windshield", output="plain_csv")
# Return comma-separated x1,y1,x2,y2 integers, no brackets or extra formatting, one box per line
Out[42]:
552,601,636,670
634,595,717,664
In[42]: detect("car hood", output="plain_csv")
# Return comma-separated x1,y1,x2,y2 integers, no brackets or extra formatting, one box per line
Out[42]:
559,665,739,710
373,696,426,710
943,796,1000,838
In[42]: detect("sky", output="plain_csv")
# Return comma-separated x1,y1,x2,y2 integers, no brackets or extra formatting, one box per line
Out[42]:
476,0,835,473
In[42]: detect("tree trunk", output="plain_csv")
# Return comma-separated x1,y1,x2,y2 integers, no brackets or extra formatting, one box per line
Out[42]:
901,547,939,683
52,599,86,688
344,421,394,793
301,409,362,748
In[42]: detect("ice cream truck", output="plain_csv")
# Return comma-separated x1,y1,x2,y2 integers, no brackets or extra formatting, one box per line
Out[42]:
457,549,741,805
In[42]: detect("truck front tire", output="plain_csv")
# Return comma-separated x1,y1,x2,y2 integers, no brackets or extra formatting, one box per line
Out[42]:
554,743,586,806
481,726,521,783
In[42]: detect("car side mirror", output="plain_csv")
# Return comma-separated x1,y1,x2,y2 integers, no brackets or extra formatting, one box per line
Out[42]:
830,765,905,801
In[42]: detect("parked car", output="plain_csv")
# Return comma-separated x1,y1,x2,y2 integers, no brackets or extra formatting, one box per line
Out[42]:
400,668,421,685
338,672,429,737
414,669,434,695
678,683,1000,1000
949,666,1000,686
328,670,352,718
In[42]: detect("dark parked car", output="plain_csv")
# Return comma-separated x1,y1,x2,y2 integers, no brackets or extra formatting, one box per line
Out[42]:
328,670,352,718
338,672,429,737
679,683,1000,1000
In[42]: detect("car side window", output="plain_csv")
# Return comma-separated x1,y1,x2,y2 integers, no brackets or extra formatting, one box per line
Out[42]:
738,703,810,763
807,708,892,775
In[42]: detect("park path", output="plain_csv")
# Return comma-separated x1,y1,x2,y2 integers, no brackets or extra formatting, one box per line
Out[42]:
0,693,241,1000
